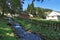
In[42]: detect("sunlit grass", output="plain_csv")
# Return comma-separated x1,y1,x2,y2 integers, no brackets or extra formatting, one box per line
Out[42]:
0,27,11,31
6,33,14,37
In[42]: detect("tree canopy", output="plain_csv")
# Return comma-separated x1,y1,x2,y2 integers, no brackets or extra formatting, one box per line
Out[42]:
0,0,44,17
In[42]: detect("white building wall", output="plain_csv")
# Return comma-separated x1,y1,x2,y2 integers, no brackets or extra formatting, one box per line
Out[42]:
46,16,58,20
57,16,60,20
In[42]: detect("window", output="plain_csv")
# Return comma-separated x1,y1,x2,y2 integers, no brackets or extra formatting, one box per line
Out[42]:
52,16,54,18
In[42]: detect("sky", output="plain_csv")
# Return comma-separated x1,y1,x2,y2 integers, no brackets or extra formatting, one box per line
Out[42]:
22,0,60,11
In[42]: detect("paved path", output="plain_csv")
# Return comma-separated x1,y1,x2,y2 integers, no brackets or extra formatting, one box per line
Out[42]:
8,17,42,40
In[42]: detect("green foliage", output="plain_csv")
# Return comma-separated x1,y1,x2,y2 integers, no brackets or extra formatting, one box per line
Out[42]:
11,0,22,13
26,1,35,15
35,7,45,18
0,0,23,15
0,0,8,15
44,9,52,12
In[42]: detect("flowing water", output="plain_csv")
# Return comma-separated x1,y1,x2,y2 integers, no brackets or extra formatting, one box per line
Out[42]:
8,17,42,40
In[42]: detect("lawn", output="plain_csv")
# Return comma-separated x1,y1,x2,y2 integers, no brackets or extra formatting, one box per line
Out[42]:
0,17,22,40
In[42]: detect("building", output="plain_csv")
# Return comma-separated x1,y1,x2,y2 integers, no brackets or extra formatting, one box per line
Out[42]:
19,12,33,19
46,11,60,20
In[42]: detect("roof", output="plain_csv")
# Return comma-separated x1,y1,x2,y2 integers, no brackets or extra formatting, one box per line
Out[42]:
48,11,60,16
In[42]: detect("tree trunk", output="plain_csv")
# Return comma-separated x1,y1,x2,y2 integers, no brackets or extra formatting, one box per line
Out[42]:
1,9,4,17
2,9,4,16
1,6,5,17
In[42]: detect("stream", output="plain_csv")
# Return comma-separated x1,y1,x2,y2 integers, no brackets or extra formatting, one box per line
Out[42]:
8,17,42,40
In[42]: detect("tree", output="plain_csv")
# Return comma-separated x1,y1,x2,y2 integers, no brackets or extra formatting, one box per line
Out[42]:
9,0,24,14
26,1,35,15
11,0,22,14
26,1,45,18
0,0,44,16
26,5,52,19
0,0,8,16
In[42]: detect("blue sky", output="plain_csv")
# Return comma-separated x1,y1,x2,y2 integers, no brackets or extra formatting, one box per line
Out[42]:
23,0,60,11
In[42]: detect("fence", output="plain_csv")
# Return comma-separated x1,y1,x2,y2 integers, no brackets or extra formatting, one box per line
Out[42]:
30,19,60,32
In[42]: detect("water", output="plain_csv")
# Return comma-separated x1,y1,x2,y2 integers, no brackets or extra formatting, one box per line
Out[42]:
8,17,42,40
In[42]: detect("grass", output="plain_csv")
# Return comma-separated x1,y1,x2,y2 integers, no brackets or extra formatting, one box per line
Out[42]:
14,18,60,40
0,17,22,40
